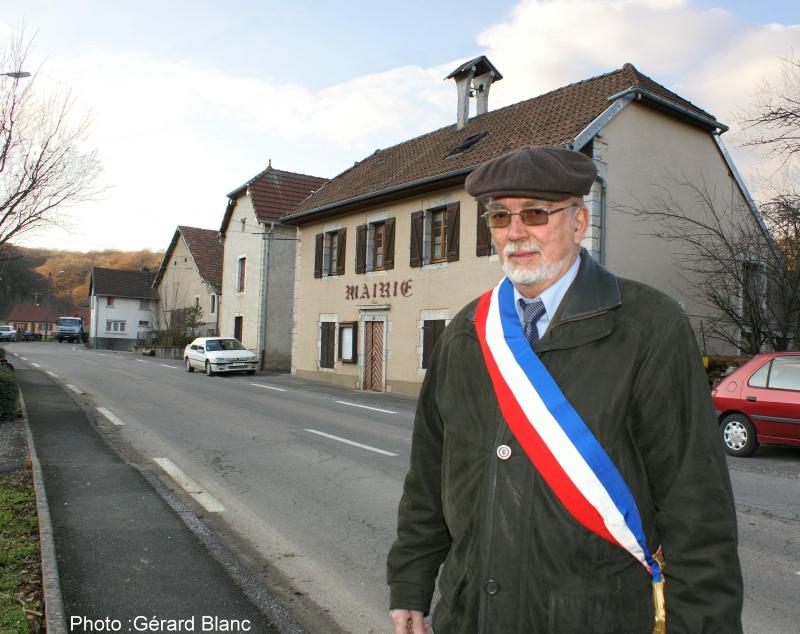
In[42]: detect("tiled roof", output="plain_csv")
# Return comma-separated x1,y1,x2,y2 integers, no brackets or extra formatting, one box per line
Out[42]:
284,63,721,221
221,165,328,233
7,303,60,323
154,226,223,292
91,267,159,299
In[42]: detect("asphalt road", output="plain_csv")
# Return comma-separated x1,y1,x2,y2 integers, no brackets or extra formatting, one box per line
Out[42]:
8,342,800,634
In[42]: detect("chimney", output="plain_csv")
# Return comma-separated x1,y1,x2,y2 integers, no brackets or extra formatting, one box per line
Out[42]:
446,56,503,130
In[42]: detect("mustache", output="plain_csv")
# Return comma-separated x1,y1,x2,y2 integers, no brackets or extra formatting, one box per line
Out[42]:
503,240,542,256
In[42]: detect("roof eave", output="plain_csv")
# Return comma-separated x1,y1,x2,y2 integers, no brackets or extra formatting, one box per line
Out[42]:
282,168,474,225
607,87,728,133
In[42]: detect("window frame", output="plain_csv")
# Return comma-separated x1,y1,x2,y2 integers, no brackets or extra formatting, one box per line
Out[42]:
237,256,247,293
338,321,358,363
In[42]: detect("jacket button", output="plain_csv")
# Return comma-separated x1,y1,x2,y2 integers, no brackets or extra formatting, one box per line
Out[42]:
484,579,499,595
496,444,511,460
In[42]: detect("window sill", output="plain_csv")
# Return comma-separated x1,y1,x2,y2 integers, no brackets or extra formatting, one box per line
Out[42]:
421,261,449,272
365,269,388,278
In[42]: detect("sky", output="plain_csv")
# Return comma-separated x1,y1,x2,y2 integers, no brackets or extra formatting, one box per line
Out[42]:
1,0,799,253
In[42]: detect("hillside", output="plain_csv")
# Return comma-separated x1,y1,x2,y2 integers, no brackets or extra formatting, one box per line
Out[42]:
0,246,163,319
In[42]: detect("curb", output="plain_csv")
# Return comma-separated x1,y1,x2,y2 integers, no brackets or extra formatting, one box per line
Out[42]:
21,390,68,634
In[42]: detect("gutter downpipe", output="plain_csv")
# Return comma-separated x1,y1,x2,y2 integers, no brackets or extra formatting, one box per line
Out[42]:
257,222,275,370
596,174,608,266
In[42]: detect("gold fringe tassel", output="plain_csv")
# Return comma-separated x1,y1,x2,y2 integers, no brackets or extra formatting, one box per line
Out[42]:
651,550,666,634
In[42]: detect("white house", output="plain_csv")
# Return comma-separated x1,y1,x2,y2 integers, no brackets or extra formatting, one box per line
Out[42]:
89,267,159,350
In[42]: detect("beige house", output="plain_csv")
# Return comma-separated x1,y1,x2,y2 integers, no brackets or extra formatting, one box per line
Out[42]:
218,163,327,370
153,225,223,338
282,57,763,396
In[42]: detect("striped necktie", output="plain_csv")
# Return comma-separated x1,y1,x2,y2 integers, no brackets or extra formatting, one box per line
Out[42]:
520,298,546,347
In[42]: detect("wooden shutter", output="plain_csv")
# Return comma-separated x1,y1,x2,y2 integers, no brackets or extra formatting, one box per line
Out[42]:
476,200,491,257
314,233,323,278
422,319,446,369
384,217,396,270
446,202,460,262
356,224,367,274
336,228,346,275
410,211,423,268
321,322,335,368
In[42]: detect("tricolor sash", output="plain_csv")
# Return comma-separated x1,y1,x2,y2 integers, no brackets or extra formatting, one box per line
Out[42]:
475,277,665,633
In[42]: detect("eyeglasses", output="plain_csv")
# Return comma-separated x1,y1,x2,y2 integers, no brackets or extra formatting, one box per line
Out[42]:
481,203,576,228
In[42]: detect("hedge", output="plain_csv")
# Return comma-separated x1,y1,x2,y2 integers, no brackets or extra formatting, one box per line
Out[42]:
0,365,18,419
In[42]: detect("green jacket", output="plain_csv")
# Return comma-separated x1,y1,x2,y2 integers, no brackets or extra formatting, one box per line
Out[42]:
387,250,743,633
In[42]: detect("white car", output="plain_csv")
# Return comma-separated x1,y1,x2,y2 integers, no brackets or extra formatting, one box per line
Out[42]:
183,337,258,376
0,325,17,342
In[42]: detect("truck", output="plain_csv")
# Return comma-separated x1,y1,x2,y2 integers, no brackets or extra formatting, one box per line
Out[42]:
57,316,85,343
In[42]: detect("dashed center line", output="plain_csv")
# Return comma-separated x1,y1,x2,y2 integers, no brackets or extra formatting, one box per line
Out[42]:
153,458,226,513
159,364,175,369
136,359,148,363
97,353,106,356
46,371,58,378
97,407,125,426
250,383,287,392
66,384,83,395
20,356,28,361
334,400,397,414
304,428,398,456
31,362,41,368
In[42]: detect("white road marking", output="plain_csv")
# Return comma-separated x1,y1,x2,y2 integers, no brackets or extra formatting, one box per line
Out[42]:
46,371,58,378
153,458,226,513
97,353,106,356
66,384,83,395
159,363,175,369
97,407,125,426
136,359,148,363
31,362,41,368
250,383,287,392
304,428,398,457
20,356,28,361
334,400,397,415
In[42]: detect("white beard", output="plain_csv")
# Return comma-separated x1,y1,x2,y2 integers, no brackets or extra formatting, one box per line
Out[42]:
501,240,569,287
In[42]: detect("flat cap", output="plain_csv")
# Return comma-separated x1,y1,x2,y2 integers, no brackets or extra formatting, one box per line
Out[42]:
465,145,597,201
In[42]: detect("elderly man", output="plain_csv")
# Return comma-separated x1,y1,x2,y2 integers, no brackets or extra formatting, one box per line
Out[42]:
387,146,743,634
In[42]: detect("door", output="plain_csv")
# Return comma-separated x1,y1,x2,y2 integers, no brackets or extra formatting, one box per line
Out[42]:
234,316,243,342
741,355,800,445
363,321,384,392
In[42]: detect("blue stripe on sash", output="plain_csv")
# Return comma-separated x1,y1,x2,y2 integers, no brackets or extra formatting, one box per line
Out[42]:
496,278,660,580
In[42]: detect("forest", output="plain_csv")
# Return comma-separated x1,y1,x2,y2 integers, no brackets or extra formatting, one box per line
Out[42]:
0,246,164,319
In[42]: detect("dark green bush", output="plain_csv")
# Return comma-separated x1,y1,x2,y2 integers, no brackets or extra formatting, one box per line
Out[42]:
705,354,750,388
0,366,18,419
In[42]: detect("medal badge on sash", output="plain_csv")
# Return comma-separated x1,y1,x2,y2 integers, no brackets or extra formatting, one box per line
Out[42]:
474,277,666,634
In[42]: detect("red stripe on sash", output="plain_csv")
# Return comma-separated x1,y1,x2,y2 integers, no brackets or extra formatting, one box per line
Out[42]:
475,291,620,546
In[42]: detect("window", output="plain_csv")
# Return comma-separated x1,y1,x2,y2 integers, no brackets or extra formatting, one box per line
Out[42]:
106,320,126,333
356,218,395,274
410,203,460,267
237,256,246,293
320,321,336,368
233,316,243,342
767,356,800,391
138,320,150,327
241,218,246,232
422,319,447,369
338,322,357,363
194,296,200,309
210,294,216,314
107,297,115,307
314,228,346,278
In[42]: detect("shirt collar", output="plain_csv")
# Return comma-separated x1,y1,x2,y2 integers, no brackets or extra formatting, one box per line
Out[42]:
514,254,581,335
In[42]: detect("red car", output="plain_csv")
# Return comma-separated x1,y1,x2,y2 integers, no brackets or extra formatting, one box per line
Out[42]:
712,352,800,456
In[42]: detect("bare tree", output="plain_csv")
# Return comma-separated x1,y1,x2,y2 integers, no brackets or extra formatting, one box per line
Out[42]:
620,179,800,355
0,33,101,250
741,55,800,163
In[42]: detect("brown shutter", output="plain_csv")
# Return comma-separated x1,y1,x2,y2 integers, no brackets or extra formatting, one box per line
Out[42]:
410,211,423,268
476,200,490,257
336,228,346,275
356,224,367,274
422,320,434,369
384,217,396,270
314,233,323,278
446,202,460,262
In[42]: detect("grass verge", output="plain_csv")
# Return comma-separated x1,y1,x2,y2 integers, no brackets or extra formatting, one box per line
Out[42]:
0,467,43,633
